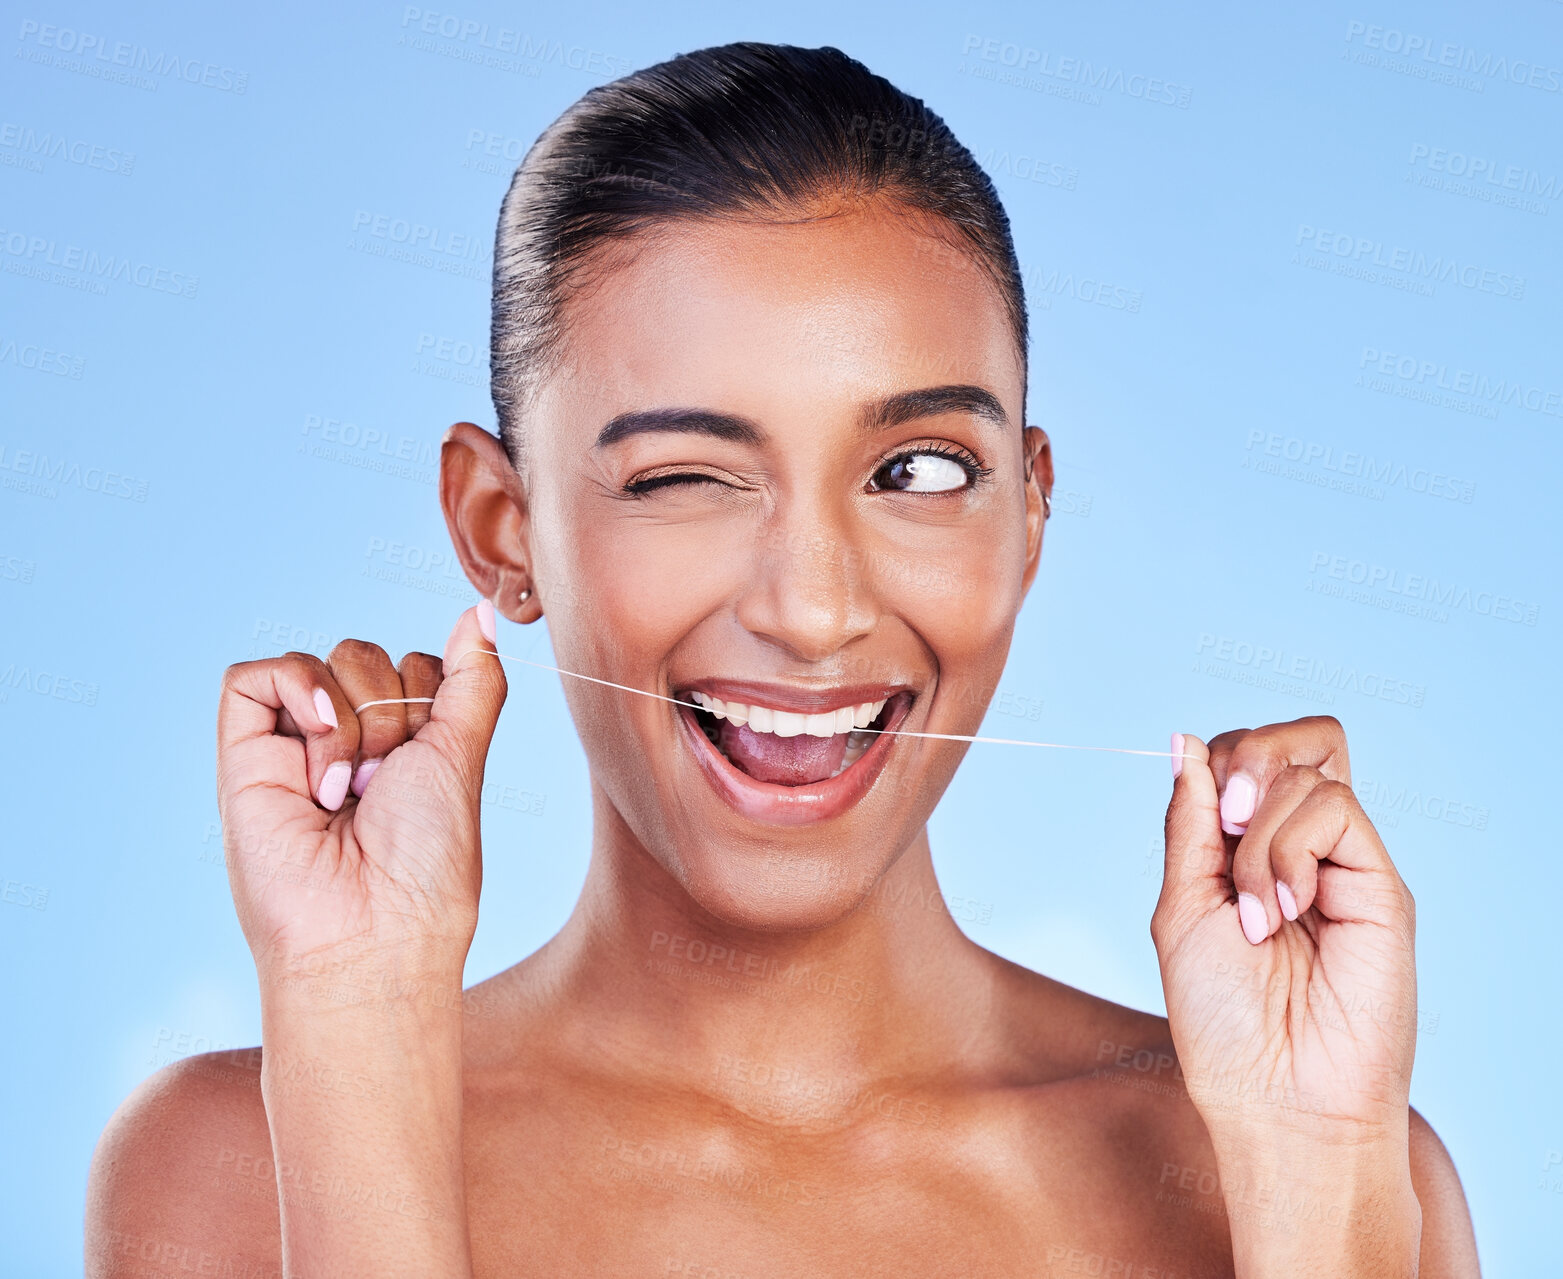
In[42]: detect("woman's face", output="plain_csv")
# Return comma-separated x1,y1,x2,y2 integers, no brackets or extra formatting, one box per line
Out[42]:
454,200,1049,931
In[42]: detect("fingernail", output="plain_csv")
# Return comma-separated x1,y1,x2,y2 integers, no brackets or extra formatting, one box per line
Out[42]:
1170,732,1184,780
312,687,338,730
350,758,382,798
1237,892,1268,945
476,598,497,644
1276,881,1299,921
1220,773,1256,835
318,761,352,811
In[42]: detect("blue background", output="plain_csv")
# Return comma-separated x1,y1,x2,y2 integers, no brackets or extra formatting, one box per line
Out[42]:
2,1,1558,1272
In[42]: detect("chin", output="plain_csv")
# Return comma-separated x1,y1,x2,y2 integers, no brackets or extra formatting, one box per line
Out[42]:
670,839,894,935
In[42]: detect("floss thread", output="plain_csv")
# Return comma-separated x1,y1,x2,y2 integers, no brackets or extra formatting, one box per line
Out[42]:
353,648,1183,760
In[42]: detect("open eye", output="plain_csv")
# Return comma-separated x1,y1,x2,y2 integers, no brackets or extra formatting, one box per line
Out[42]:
869,448,984,493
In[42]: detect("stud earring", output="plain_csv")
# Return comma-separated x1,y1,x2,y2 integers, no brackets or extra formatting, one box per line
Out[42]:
518,587,532,604
1042,492,1052,520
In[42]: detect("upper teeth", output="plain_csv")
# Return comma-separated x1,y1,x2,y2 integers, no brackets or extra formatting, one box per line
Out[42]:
687,691,887,738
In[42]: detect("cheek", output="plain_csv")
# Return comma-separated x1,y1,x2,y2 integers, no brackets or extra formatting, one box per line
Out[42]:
544,498,748,667
879,509,1028,708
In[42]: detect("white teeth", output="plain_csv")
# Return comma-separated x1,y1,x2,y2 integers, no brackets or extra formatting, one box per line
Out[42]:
803,712,838,738
771,710,805,737
687,692,890,737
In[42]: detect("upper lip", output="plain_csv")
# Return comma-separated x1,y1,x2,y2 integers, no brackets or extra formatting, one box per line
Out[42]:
675,679,915,714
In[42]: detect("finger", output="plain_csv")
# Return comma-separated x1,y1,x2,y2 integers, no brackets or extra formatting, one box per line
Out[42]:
1214,715,1351,837
1271,781,1409,930
423,601,507,793
398,651,443,736
218,653,359,811
1153,733,1227,955
1204,728,1252,796
1230,764,1326,943
325,639,407,798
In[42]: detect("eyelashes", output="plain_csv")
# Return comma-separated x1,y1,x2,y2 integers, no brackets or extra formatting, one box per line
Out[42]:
622,472,721,495
622,443,993,498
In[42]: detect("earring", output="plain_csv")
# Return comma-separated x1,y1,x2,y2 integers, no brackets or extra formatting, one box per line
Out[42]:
518,587,532,603
1042,492,1052,520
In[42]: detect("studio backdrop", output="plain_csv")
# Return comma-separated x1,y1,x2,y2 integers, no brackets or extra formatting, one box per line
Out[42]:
2,1,1558,1273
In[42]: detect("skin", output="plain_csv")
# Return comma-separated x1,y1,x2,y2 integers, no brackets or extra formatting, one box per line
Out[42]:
86,200,1481,1277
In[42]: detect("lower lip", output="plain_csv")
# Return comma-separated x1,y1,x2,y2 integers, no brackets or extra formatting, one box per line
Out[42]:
675,695,913,827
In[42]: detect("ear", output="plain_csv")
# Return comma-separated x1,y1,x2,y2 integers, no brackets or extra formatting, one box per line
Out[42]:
1019,424,1052,596
439,422,542,624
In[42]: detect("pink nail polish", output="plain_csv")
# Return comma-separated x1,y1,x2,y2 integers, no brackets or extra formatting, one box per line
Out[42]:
313,687,338,730
1170,733,1184,779
1220,773,1256,835
477,598,497,644
318,761,352,811
1276,881,1299,921
350,758,382,798
1237,892,1268,945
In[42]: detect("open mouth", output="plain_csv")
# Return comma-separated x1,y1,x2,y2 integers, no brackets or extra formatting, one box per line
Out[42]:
678,687,914,789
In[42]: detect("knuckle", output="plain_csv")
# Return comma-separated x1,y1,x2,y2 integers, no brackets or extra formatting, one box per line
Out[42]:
329,637,389,667
1307,713,1345,739
280,650,328,676
1269,818,1309,861
1314,778,1358,813
1279,762,1324,790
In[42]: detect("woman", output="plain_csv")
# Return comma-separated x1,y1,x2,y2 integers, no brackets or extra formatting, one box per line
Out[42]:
86,43,1479,1276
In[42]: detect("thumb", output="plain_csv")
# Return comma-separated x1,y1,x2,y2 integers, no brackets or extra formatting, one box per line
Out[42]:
425,599,508,788
1153,733,1229,950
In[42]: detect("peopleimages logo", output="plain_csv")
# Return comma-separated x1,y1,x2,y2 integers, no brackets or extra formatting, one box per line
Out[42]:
0,227,199,298
0,123,134,176
960,34,1192,107
1308,551,1540,626
1344,21,1562,93
1295,225,1524,299
14,20,249,93
1242,431,1475,504
1408,144,1561,199
1358,348,1563,421
1194,634,1426,707
397,8,631,78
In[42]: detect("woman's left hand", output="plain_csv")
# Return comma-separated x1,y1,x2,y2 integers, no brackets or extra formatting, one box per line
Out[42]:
1152,715,1418,1151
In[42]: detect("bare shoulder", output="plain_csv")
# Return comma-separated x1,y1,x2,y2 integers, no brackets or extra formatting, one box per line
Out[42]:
986,954,1480,1275
86,1049,281,1279
1409,1106,1482,1277
982,947,1180,1083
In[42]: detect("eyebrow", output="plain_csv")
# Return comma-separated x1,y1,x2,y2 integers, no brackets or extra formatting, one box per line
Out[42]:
594,384,1010,448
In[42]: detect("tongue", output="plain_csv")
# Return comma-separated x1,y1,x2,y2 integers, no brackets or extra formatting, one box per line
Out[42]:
716,720,849,786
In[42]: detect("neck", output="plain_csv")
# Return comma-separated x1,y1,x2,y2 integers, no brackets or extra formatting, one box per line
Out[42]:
533,784,998,1106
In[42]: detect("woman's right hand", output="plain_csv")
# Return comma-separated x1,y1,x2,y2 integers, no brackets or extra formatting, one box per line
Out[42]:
215,603,507,987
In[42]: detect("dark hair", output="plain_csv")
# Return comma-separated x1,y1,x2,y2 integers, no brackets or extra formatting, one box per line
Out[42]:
492,41,1027,475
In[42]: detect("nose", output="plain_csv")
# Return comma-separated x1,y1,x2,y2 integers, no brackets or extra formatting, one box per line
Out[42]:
736,505,880,663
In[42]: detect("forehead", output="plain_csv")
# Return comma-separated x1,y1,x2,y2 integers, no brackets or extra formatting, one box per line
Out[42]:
541,202,1023,430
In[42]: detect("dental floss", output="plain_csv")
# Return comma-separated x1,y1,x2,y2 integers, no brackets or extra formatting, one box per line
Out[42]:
353,648,1184,760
